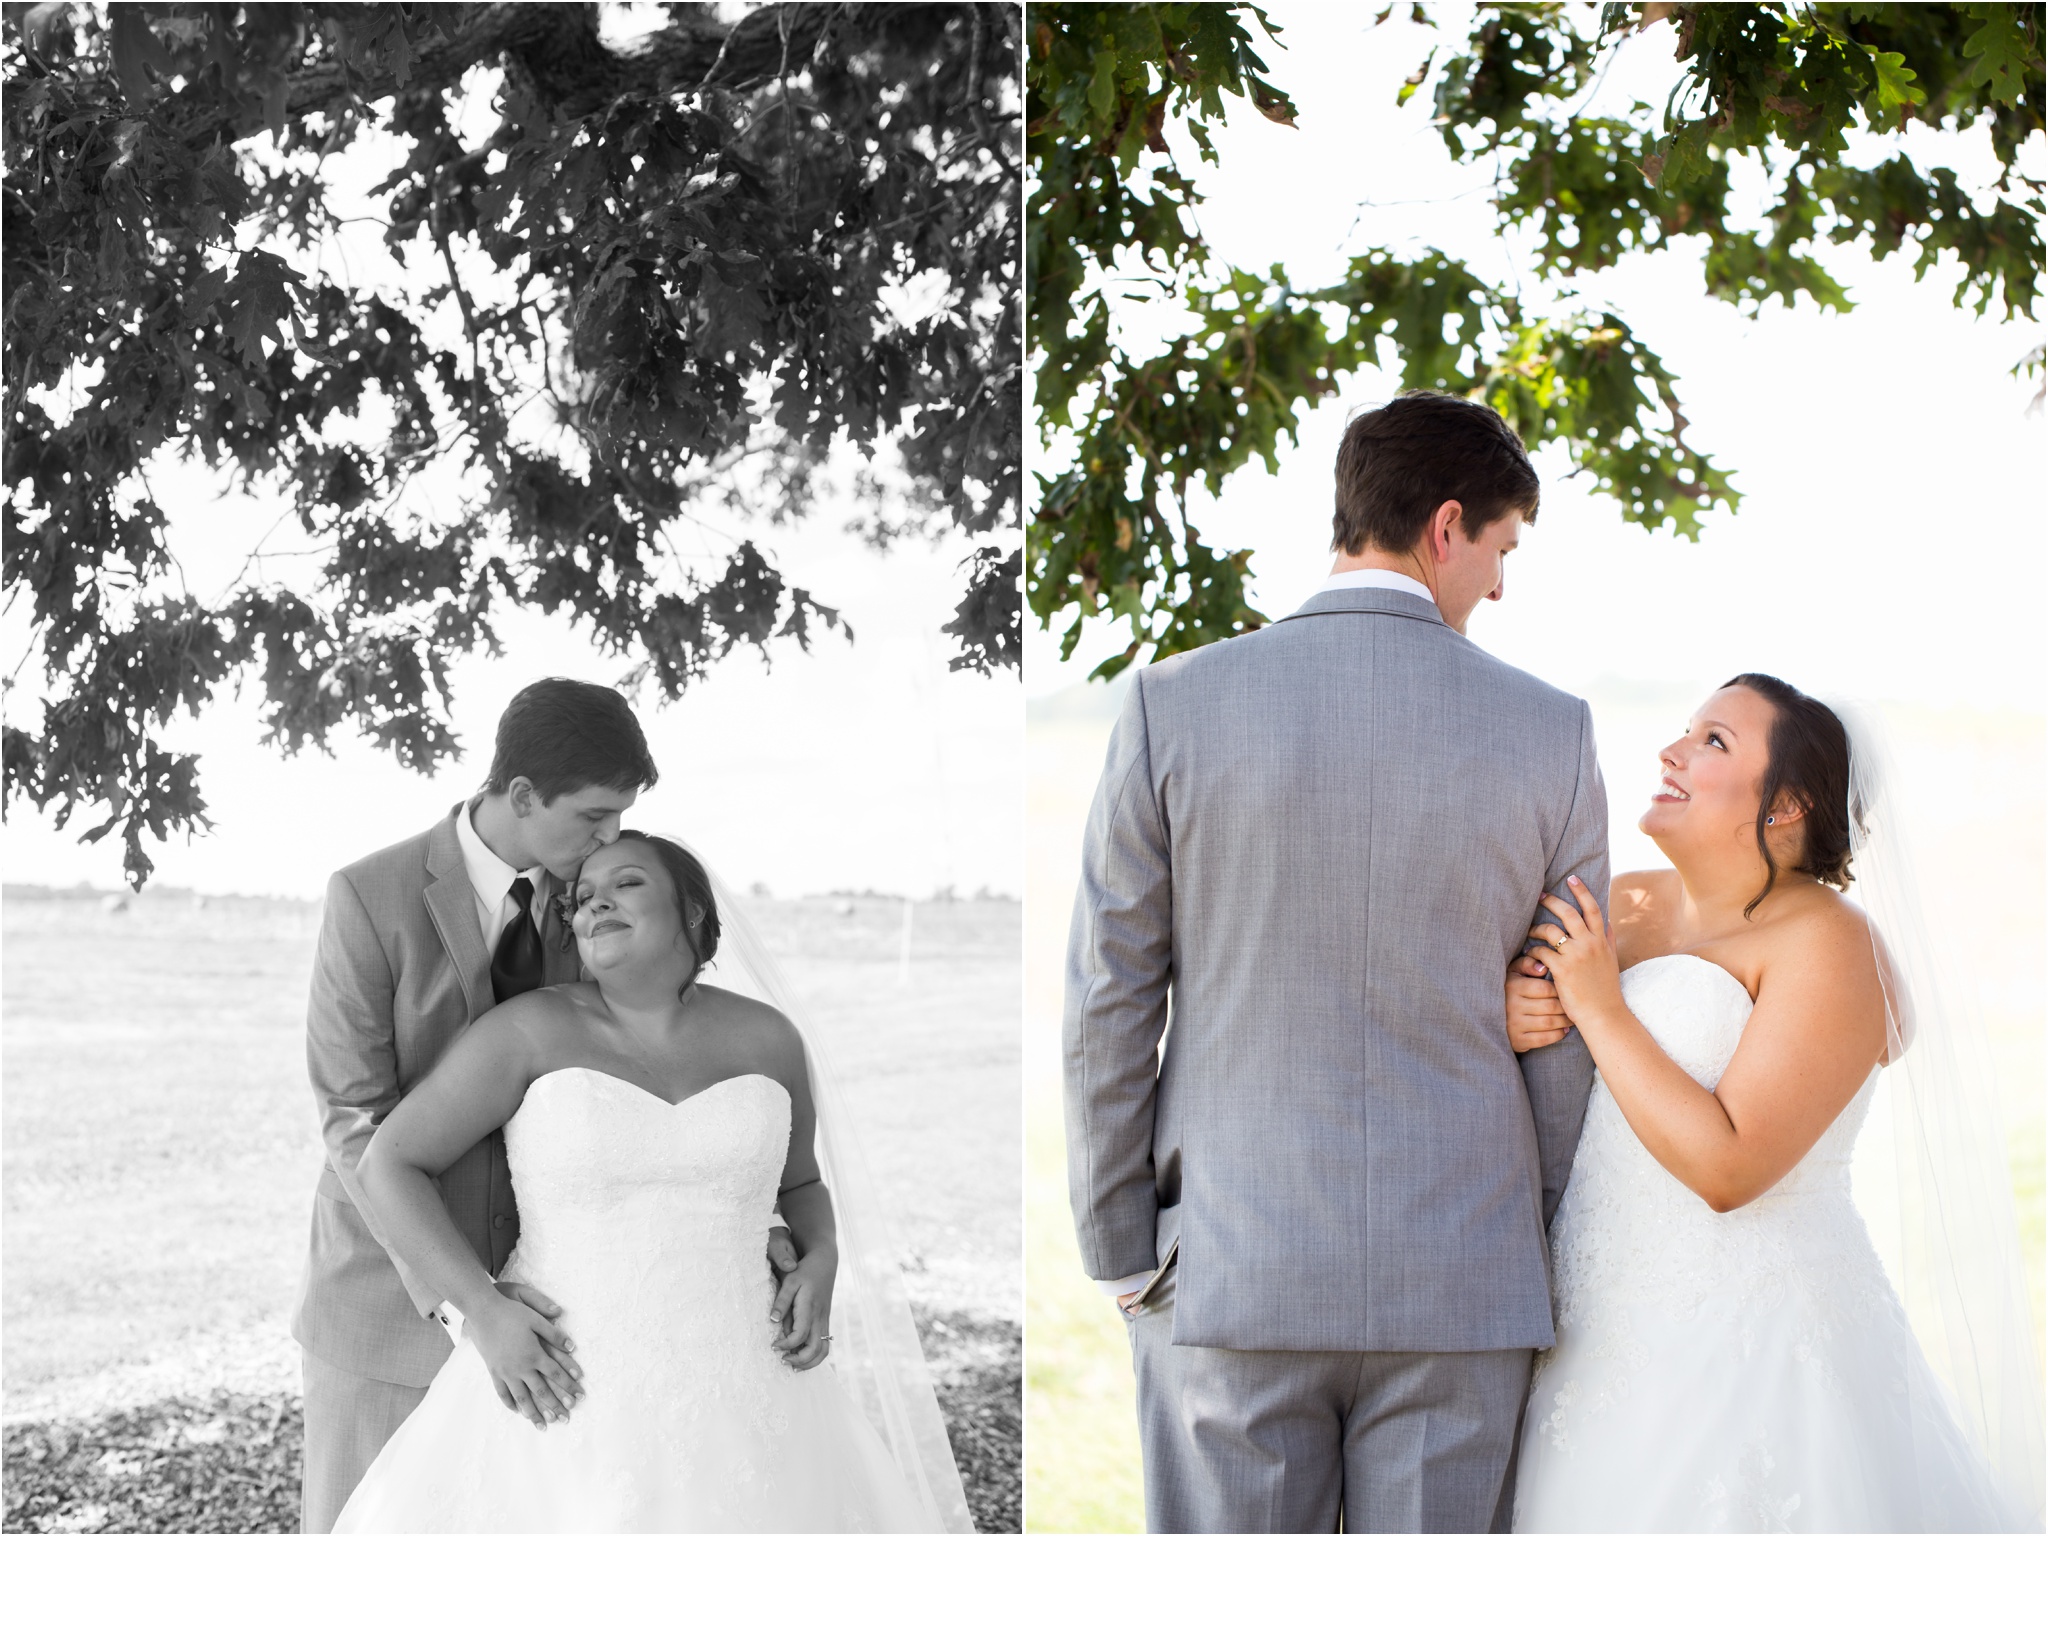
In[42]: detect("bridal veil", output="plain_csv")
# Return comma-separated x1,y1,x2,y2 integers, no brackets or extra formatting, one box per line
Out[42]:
1837,705,2045,1529
675,844,977,1533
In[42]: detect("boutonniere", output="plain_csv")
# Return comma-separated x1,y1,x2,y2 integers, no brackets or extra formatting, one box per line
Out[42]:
548,887,579,951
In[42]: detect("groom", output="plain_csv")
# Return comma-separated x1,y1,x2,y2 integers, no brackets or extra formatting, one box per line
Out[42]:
291,677,659,1532
1064,391,1610,1532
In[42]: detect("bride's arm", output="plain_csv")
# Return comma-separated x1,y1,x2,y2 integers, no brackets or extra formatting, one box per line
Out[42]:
1533,879,1887,1213
761,1014,837,1371
358,998,583,1424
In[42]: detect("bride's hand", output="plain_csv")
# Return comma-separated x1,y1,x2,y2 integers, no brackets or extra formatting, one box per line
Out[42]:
1505,953,1571,1052
768,1248,837,1371
471,1293,584,1429
1527,876,1624,1031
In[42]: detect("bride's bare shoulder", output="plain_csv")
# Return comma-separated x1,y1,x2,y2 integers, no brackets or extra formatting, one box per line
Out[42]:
694,984,809,1091
1757,887,1889,1019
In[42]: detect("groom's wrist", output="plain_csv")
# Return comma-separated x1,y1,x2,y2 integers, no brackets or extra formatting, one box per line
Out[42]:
1097,1270,1155,1301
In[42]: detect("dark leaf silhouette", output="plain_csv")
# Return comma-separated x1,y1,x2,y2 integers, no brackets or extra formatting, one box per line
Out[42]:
5,2,1023,886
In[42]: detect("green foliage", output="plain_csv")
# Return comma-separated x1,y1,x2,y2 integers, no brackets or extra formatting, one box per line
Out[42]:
4,3,1022,885
1028,2,2044,679
1026,2,1296,433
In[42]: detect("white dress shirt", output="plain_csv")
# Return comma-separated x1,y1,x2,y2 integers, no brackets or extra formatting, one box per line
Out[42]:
1096,568,1437,1306
457,795,548,945
1310,565,1437,608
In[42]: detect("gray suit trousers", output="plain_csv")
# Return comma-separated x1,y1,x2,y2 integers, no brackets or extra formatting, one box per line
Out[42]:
300,1350,427,1533
1127,1262,1530,1533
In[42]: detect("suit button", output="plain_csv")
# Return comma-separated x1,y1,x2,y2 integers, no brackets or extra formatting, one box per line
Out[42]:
492,1214,510,1229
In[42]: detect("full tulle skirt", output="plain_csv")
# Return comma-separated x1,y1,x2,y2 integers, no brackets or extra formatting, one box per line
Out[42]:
1513,1268,2014,1532
334,1325,924,1533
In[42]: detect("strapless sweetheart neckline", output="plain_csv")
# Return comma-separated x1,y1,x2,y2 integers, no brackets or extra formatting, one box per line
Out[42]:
333,1061,924,1531
1620,951,1751,1008
526,1065,787,1114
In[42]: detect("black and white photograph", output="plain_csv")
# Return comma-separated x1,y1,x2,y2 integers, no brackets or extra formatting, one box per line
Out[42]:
3,1,1021,1537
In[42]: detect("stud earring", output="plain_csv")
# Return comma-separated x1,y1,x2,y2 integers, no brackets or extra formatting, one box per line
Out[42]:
1766,817,1775,825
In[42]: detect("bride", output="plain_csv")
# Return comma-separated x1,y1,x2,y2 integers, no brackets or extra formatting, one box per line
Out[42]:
1504,674,2040,1532
333,831,971,1532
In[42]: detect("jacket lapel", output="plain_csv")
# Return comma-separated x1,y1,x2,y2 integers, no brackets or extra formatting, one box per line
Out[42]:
424,806,495,1022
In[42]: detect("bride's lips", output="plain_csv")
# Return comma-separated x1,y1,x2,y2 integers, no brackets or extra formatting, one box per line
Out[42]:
1650,775,1690,804
588,918,630,936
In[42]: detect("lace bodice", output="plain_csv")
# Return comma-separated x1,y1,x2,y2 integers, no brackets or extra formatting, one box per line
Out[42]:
505,1068,791,1283
1547,955,1883,1331
498,1070,797,1477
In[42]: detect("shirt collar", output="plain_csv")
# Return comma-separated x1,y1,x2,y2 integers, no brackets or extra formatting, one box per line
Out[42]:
1311,566,1438,609
457,795,544,911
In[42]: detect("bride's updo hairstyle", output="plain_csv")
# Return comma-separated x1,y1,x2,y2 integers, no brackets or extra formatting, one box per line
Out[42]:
1724,673,1856,916
617,830,721,995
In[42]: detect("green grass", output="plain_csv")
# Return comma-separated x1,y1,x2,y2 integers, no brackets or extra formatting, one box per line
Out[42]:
1024,1075,1143,1532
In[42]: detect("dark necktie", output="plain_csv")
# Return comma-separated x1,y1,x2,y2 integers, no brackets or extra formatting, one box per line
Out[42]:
490,877,545,1003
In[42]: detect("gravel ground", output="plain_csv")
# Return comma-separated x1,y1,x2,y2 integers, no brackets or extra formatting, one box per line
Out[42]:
1,1311,1019,1534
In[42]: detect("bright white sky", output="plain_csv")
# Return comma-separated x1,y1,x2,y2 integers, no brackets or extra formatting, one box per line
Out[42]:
1027,4,2048,712
2,25,1021,902
1,470,1022,901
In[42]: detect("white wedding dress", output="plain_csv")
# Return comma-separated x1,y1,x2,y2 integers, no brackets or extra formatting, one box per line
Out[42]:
333,1069,927,1532
1513,955,2014,1532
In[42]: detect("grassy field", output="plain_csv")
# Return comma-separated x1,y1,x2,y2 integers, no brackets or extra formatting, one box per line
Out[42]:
1,888,1019,1531
1024,688,2048,1534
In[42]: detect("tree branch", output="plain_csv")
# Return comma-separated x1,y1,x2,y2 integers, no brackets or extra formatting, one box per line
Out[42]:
158,2,839,151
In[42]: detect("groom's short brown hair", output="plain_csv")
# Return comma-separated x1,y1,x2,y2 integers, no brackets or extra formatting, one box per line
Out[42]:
1332,391,1540,557
486,678,658,801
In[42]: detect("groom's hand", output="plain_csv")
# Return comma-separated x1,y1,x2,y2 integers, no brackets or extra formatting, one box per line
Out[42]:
473,1286,585,1429
765,1226,798,1282
493,1280,584,1422
1507,953,1571,1053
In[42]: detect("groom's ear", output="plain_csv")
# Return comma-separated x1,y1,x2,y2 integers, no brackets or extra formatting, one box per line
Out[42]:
507,776,536,817
1428,498,1465,560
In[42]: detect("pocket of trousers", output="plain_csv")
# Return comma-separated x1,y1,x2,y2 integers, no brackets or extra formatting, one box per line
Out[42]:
1123,1239,1180,1319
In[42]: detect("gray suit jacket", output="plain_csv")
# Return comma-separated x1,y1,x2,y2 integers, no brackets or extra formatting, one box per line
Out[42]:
1064,587,1609,1353
290,806,582,1386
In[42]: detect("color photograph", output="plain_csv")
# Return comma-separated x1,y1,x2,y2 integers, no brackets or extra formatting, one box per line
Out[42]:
1027,1,2044,1534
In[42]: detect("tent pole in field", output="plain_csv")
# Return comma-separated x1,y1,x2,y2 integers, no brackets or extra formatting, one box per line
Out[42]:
898,897,913,986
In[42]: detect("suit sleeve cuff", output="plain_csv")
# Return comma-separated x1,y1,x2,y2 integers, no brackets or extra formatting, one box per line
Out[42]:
1096,1271,1157,1300
435,1302,465,1346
